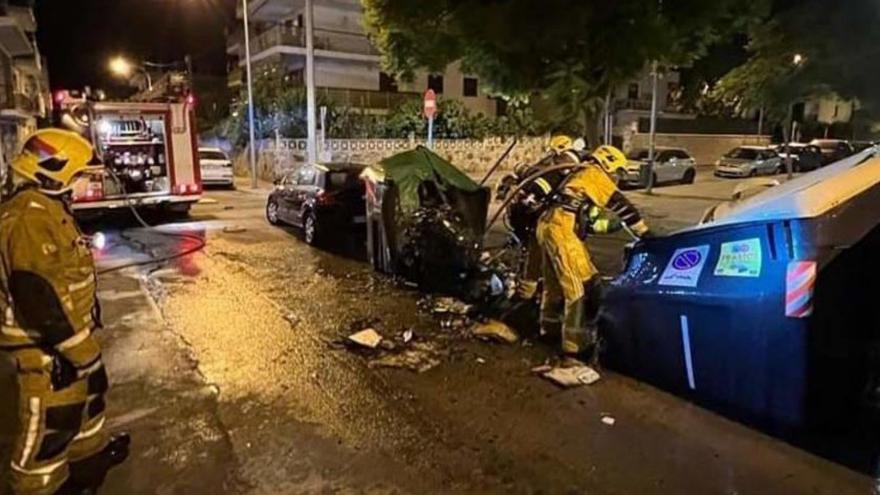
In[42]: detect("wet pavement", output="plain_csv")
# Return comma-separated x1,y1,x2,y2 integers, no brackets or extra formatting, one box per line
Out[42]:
2,171,876,494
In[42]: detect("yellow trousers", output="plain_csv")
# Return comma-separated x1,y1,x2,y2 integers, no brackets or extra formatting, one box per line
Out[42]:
536,208,598,354
7,348,108,495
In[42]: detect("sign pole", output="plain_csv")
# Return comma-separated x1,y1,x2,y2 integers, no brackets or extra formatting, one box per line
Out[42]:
423,89,437,150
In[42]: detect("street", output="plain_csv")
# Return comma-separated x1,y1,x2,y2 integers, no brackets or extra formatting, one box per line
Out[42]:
9,170,863,494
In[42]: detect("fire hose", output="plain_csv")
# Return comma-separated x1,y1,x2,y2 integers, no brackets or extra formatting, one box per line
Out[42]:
95,169,207,275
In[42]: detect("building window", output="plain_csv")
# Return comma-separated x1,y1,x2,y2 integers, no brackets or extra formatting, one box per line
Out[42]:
296,14,304,27
379,72,398,92
463,77,478,97
428,74,444,94
627,83,640,100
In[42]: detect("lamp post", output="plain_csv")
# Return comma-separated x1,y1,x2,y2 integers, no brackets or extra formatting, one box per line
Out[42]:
242,0,258,188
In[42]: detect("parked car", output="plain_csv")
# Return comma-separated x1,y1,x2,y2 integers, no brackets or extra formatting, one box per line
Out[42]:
714,146,782,178
851,141,876,153
809,139,854,165
774,143,823,172
198,147,235,188
266,163,367,246
620,147,697,187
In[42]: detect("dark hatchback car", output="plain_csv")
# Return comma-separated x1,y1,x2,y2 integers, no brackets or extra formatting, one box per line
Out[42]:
266,163,367,245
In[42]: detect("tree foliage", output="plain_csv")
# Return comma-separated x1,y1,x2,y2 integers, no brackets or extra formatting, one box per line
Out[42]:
218,65,536,146
715,0,880,119
362,0,760,142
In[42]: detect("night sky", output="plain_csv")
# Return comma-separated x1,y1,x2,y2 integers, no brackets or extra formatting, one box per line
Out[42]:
35,0,235,93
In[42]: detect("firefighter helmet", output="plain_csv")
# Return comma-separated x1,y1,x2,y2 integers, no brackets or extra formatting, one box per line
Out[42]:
591,145,627,174
11,128,94,194
548,135,574,155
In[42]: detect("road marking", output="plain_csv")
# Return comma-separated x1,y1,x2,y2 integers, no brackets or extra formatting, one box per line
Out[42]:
680,315,696,390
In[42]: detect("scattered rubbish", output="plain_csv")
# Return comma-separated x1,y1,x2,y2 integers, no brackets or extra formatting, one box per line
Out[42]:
472,319,519,344
530,364,553,374
601,415,616,426
223,205,235,210
541,362,601,388
430,297,474,316
403,329,414,344
378,340,396,351
347,329,383,349
223,225,247,234
369,342,441,373
476,357,487,364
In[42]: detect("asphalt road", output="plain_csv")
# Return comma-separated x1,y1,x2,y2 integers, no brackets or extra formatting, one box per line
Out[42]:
2,168,875,494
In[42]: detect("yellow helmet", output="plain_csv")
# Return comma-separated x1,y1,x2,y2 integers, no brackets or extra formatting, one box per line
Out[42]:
548,135,574,155
591,145,627,174
11,128,94,194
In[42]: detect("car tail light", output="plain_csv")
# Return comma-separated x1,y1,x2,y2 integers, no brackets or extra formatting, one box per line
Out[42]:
173,183,202,195
74,178,104,203
315,191,336,206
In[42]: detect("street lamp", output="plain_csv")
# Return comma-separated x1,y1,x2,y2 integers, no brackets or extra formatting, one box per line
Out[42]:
108,56,153,91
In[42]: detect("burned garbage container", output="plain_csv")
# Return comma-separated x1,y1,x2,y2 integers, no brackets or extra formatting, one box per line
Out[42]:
362,146,493,297
602,148,880,430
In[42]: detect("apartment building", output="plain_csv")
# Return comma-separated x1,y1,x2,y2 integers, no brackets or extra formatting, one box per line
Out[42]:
227,0,499,116
0,0,48,169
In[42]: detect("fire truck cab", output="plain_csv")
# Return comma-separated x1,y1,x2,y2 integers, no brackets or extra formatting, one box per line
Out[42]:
55,92,202,217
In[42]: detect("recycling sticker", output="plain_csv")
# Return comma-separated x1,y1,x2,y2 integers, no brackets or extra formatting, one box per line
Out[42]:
659,245,710,288
715,238,763,278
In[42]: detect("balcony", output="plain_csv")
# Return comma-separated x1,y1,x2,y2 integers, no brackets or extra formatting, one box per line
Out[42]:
0,7,33,57
249,25,380,61
0,91,41,119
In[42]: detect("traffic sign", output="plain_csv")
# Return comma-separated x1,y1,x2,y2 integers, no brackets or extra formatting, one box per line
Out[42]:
423,89,437,119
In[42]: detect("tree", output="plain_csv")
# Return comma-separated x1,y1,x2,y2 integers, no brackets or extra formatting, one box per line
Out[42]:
363,0,761,145
716,0,880,125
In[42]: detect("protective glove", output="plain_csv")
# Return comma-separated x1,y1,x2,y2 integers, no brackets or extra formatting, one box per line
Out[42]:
51,354,78,391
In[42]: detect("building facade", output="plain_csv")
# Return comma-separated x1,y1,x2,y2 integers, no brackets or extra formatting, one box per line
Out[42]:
228,0,499,116
0,0,49,172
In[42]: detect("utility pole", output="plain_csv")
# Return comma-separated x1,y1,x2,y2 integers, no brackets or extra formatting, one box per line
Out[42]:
646,60,659,194
305,0,318,163
242,0,258,188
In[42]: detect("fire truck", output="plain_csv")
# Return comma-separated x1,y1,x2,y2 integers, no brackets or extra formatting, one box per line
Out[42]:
54,91,202,217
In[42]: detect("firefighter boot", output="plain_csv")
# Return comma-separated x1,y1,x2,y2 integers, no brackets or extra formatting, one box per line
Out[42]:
62,433,131,492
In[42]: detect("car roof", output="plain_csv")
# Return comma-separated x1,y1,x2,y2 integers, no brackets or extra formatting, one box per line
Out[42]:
736,145,769,150
810,139,847,145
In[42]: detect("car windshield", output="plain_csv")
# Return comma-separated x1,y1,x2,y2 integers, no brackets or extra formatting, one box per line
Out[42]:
725,148,759,160
200,151,228,161
627,149,650,160
326,171,362,190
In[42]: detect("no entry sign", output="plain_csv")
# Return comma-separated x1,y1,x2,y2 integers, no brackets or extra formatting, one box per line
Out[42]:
423,89,437,119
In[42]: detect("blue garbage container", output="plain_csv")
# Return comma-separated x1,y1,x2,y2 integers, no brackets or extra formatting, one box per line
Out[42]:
602,149,880,429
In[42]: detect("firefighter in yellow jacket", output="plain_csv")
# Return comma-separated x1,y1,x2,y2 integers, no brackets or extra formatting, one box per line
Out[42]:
1,129,129,495
536,145,650,358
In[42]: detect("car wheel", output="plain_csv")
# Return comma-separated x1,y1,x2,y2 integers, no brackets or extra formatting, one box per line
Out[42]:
682,168,696,184
749,169,758,178
304,211,320,246
614,169,625,187
266,199,281,225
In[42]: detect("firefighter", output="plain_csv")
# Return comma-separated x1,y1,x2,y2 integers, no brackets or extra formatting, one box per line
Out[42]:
506,135,584,301
535,144,650,358
1,129,129,495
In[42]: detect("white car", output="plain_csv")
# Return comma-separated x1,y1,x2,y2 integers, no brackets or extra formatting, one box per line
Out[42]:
620,147,697,188
715,146,782,178
199,147,235,188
